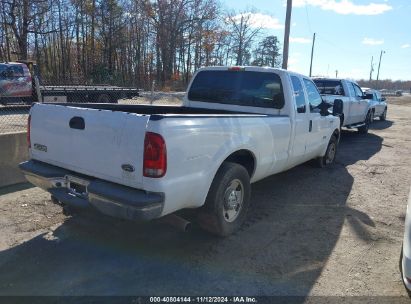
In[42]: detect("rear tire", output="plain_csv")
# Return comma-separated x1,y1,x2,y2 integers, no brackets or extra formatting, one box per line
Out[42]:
97,94,111,103
380,108,387,121
358,111,371,134
316,135,338,168
197,162,251,237
400,245,411,297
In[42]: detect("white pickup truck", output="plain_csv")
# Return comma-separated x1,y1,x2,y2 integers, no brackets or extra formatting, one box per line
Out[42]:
312,78,372,133
20,67,341,236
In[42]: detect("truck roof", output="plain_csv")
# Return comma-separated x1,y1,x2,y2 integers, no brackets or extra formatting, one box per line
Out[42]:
0,62,26,66
312,77,357,83
196,66,306,78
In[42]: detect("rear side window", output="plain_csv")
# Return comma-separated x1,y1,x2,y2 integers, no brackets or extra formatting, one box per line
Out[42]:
364,92,374,100
291,76,306,113
303,78,322,111
188,70,284,109
313,79,345,96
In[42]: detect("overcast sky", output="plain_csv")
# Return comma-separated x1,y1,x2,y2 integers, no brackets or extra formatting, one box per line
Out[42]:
222,0,410,81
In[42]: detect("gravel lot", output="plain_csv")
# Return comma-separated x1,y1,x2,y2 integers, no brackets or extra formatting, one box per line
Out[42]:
0,96,410,299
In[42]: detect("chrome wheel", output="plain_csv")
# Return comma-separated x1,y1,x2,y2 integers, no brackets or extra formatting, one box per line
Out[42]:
223,179,244,223
326,142,336,165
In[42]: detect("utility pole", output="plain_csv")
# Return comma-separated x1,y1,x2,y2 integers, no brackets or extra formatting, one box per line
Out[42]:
369,56,374,81
376,50,385,81
282,0,292,69
309,33,316,77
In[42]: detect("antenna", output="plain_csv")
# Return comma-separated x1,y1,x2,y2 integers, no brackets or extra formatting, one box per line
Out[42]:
309,32,316,77
282,0,292,69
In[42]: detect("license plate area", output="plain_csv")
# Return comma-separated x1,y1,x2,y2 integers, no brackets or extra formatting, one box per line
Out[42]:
65,175,89,199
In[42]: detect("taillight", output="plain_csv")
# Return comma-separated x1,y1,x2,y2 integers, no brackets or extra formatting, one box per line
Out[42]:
27,114,31,148
143,132,167,178
228,66,245,71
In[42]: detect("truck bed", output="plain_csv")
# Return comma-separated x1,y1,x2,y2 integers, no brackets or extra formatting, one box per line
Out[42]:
50,103,271,117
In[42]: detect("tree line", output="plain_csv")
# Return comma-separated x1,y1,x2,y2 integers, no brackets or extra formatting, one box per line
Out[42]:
357,79,411,92
0,0,282,89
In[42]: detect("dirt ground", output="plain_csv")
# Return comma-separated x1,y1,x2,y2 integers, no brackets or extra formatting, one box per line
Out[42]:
0,96,410,299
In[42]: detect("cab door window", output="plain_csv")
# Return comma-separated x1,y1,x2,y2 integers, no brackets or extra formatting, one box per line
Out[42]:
302,78,322,112
353,84,364,99
291,76,306,113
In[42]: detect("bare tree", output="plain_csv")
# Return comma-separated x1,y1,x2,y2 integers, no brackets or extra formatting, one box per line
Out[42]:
225,11,261,66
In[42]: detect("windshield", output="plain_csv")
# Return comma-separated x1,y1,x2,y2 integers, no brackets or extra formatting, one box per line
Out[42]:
313,79,345,96
188,70,284,109
0,64,24,78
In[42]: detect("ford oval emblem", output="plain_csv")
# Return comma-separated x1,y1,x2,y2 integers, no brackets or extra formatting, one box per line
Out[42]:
121,164,135,172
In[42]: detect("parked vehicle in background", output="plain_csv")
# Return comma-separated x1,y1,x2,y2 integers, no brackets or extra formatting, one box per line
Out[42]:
20,66,342,236
400,188,411,297
312,78,372,134
362,88,388,121
0,62,33,104
0,61,140,105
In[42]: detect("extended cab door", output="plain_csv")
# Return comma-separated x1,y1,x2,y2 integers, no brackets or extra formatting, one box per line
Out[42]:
302,78,329,158
350,82,369,123
375,91,385,116
289,75,310,164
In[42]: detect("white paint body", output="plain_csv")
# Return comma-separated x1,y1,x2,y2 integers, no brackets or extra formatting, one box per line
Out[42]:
362,88,388,118
313,78,370,127
28,67,340,217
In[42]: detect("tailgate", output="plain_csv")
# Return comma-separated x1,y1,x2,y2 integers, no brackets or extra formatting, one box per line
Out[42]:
29,104,149,188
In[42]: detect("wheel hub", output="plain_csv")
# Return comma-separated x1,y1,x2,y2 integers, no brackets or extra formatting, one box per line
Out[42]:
223,179,244,222
326,143,336,164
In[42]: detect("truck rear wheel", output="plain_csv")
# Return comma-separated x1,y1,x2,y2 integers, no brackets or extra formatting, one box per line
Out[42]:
198,162,251,237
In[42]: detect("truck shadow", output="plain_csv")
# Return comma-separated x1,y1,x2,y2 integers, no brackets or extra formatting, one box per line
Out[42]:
0,133,383,298
370,120,394,130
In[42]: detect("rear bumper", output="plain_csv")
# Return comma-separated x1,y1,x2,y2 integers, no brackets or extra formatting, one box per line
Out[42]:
19,160,164,221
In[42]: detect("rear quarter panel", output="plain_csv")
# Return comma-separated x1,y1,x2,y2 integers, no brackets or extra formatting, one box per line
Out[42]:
143,115,291,215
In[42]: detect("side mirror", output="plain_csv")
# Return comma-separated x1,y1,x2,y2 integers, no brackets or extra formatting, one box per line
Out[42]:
333,99,343,116
272,93,285,109
297,105,306,113
318,100,332,116
381,97,386,102
364,94,373,100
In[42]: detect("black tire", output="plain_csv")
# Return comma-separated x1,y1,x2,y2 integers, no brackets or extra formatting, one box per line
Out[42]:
358,111,372,134
316,135,338,168
339,114,344,128
97,94,111,103
380,108,387,121
197,162,251,237
400,245,411,297
22,97,33,105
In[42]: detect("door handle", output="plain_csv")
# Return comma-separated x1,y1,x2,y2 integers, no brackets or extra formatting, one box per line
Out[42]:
309,120,312,132
69,116,85,130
